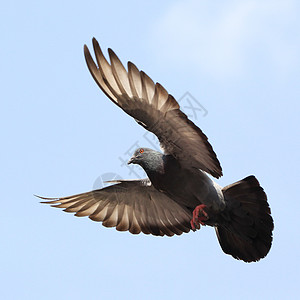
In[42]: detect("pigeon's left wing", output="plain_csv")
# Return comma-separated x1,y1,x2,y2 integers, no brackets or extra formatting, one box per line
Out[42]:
38,179,192,237
84,38,222,178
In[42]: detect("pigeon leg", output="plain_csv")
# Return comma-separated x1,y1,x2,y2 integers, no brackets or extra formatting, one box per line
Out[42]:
190,204,209,231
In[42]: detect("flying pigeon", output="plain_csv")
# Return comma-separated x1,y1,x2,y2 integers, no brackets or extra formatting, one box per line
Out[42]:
39,38,274,262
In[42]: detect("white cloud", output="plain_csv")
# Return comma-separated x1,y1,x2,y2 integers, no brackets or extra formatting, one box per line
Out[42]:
149,0,299,79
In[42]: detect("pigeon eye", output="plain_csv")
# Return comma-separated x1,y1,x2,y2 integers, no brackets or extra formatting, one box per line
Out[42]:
139,148,144,154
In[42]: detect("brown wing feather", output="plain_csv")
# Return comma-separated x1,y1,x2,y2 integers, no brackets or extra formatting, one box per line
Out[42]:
84,38,222,178
38,180,192,237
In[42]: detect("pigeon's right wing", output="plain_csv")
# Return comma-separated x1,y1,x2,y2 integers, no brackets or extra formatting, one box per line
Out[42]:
38,179,192,237
84,38,222,178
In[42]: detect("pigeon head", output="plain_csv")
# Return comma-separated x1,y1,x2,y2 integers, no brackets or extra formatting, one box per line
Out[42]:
128,148,164,172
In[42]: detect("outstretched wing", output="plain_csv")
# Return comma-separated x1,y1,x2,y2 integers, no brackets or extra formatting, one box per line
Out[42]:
38,179,192,237
84,38,222,178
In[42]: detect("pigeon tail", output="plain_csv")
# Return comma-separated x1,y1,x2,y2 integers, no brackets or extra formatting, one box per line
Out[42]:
215,176,274,262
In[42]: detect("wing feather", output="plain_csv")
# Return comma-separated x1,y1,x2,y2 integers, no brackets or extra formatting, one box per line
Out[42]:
39,180,192,237
84,38,222,177
128,62,143,99
109,48,133,97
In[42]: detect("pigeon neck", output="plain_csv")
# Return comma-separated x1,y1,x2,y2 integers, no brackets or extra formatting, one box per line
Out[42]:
140,153,164,175
141,154,179,190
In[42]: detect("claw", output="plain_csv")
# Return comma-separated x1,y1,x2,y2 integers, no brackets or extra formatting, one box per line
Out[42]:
191,204,209,231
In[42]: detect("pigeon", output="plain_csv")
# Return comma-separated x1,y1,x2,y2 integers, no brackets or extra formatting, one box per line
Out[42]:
39,37,274,263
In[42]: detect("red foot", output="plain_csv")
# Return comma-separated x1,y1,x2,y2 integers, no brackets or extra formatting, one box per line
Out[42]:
190,204,209,231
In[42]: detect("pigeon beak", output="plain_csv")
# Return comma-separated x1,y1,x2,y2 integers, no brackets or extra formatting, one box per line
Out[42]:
127,156,135,165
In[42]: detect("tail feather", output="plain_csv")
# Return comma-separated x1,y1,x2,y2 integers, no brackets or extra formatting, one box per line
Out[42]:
216,175,274,262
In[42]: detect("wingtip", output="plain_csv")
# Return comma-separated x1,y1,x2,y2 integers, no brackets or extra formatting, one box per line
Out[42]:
107,47,121,61
107,47,115,58
92,37,100,49
34,194,60,204
34,194,45,200
127,61,140,74
84,37,97,53
83,44,89,56
34,194,47,204
107,48,125,70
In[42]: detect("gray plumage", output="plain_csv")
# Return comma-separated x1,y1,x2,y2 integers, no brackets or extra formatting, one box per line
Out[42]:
39,38,274,263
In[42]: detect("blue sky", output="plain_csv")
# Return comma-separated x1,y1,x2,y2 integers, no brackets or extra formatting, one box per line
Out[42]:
1,0,299,299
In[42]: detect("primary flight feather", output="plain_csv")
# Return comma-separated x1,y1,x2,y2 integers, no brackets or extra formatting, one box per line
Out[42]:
39,38,274,262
